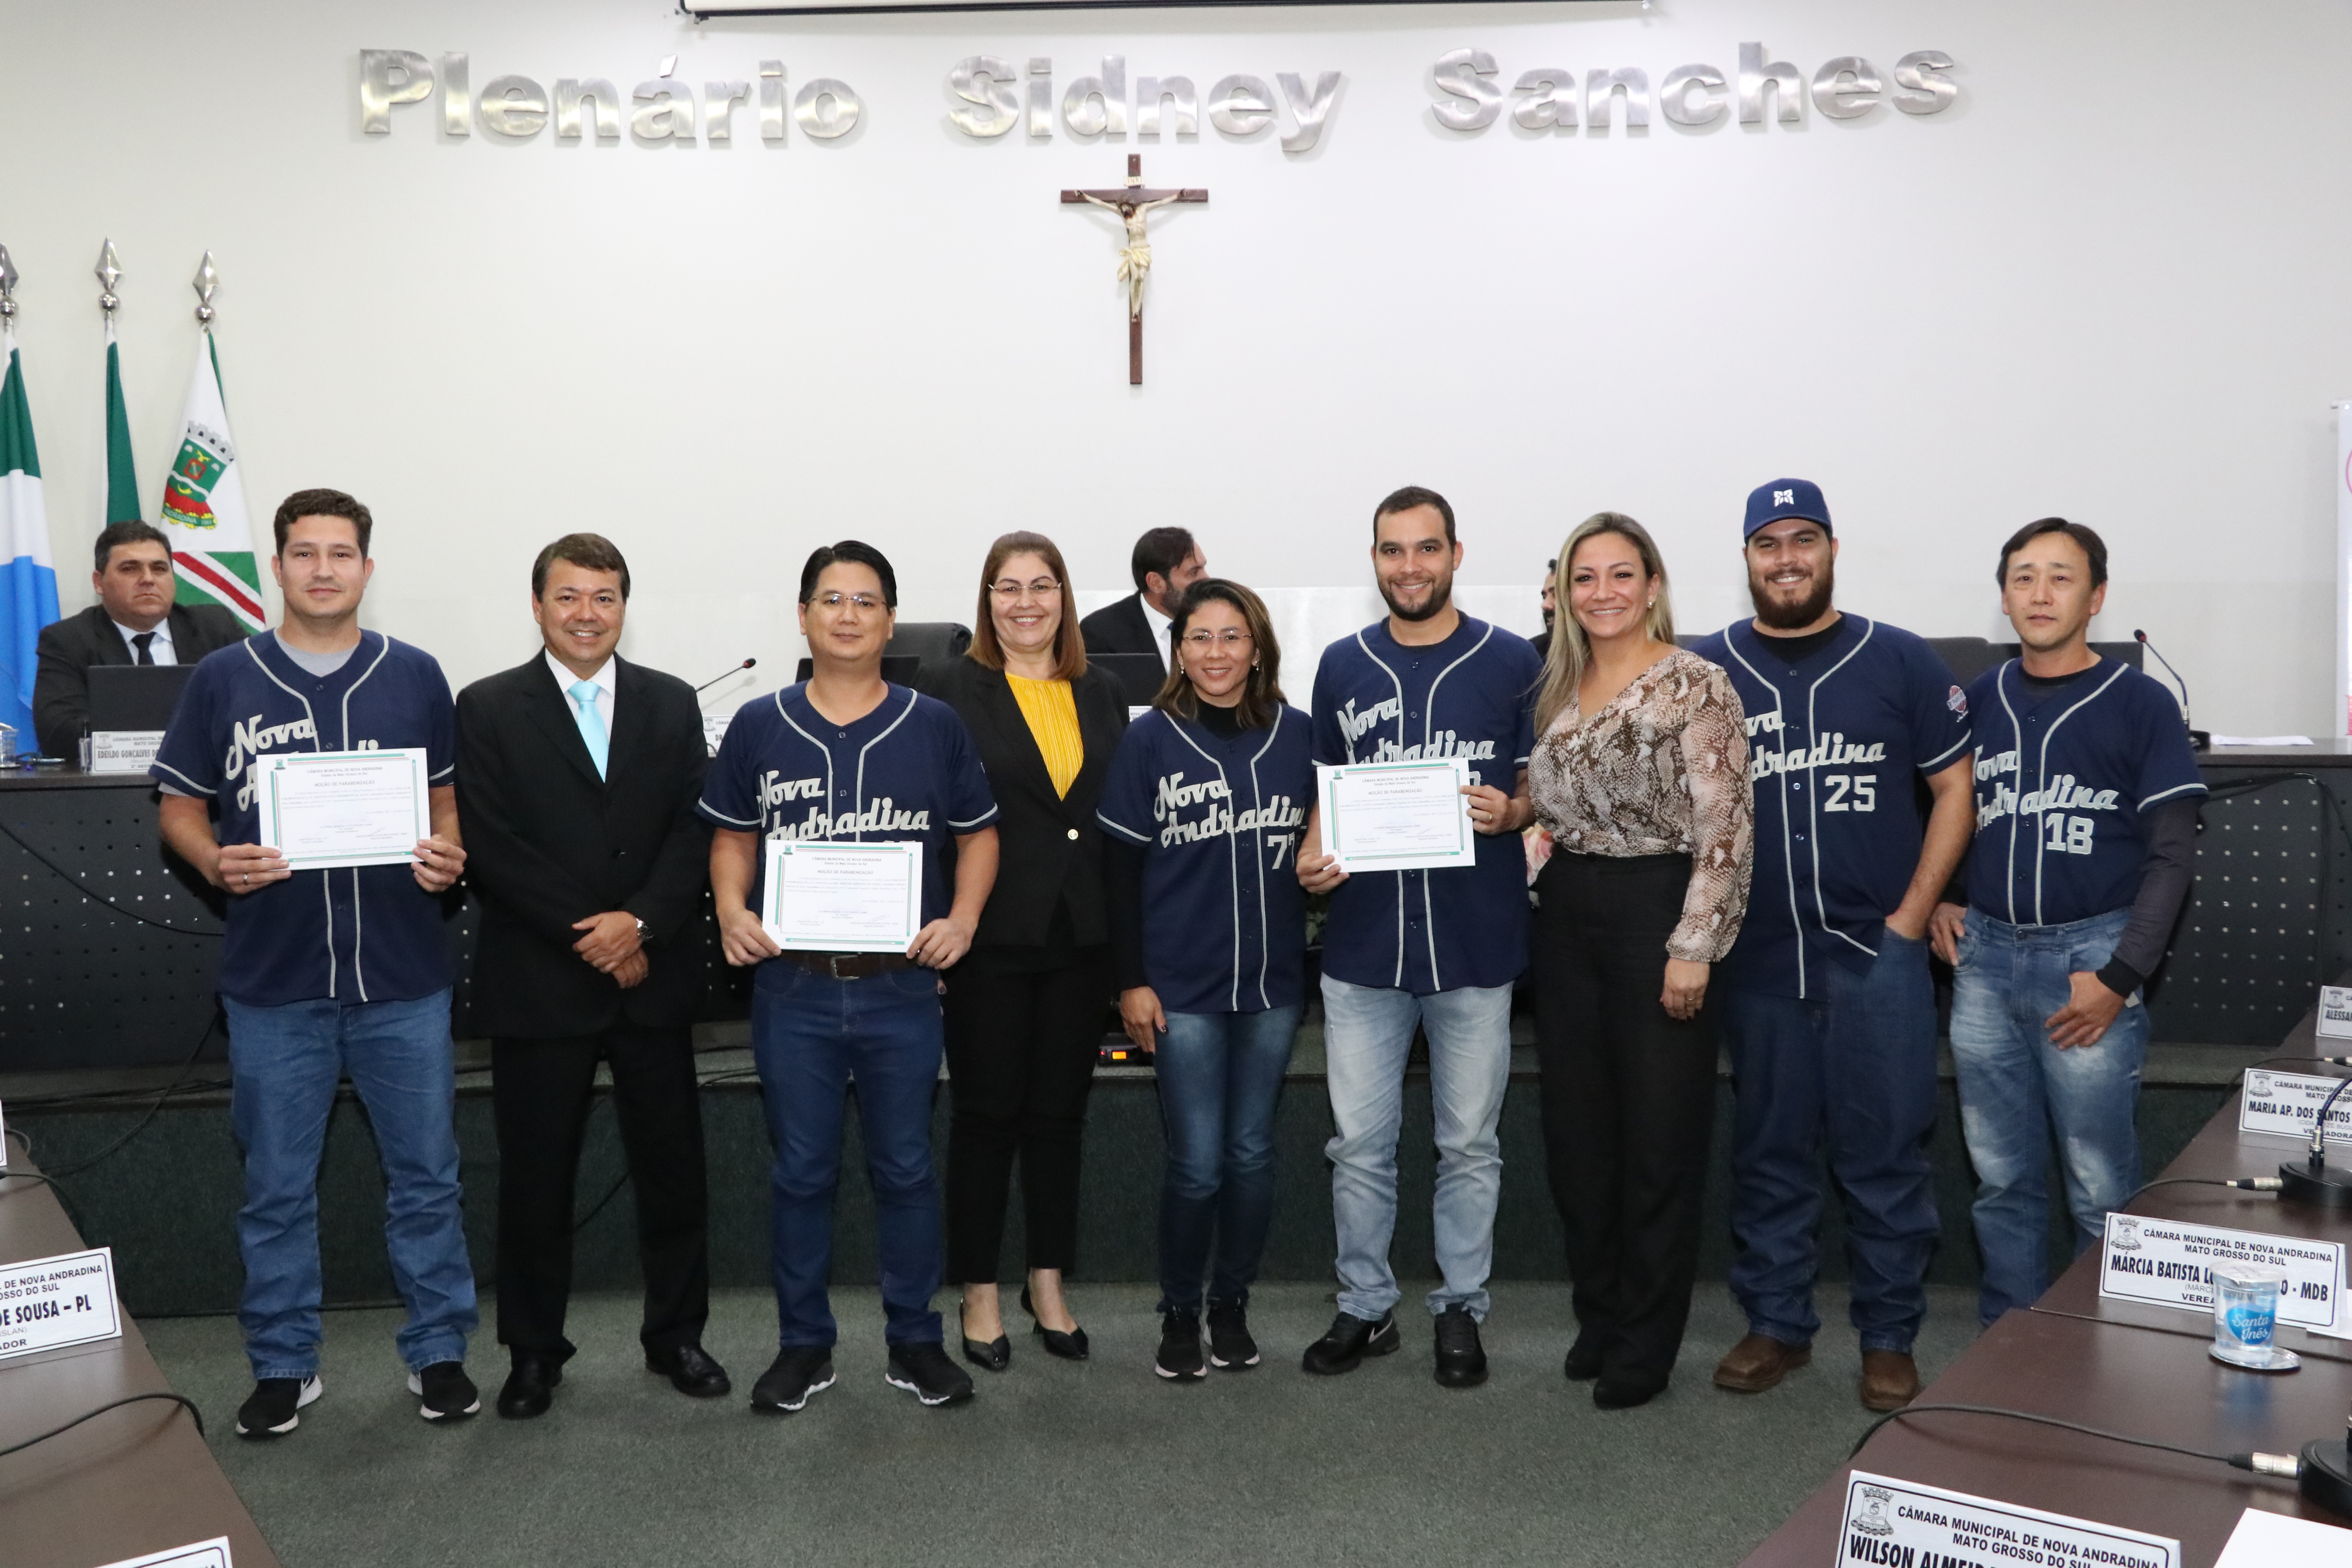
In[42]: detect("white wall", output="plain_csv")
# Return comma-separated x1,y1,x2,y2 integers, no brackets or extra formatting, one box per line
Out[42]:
2,0,2343,729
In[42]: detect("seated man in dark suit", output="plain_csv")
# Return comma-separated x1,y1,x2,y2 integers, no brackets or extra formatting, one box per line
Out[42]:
454,532,727,1419
33,519,245,757
1077,526,1205,674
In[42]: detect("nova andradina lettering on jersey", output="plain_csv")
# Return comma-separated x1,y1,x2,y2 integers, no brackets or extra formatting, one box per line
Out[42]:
223,711,322,808
1336,696,1498,773
1148,768,1305,854
1970,748,2122,829
754,768,934,841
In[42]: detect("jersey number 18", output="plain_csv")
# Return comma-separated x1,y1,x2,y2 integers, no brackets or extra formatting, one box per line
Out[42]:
2043,813,2096,855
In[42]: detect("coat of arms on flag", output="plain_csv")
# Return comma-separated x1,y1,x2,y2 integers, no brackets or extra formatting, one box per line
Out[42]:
160,421,232,530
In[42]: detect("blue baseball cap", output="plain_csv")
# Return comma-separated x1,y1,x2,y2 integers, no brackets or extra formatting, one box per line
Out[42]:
1743,478,1833,541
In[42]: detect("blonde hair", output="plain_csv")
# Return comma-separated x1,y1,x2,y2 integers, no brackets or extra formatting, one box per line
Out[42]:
1534,512,1677,734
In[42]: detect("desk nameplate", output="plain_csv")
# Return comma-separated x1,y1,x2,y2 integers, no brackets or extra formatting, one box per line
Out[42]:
2098,1214,2341,1328
0,1245,123,1361
1839,1470,2179,1568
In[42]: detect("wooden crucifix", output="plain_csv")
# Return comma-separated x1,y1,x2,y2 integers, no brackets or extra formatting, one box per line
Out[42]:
1061,155,1208,385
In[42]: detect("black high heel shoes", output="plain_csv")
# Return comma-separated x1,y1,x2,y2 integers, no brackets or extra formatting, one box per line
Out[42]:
1020,1285,1090,1361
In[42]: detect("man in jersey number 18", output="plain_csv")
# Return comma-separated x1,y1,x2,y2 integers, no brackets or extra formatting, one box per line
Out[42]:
1928,520,2204,1326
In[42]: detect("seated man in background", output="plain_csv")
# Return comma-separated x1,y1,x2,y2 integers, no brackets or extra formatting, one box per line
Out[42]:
1930,519,2205,1326
33,519,243,757
1078,526,1206,672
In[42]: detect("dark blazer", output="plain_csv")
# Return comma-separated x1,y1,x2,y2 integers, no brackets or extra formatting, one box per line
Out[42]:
920,657,1129,951
1078,593,1166,662
455,654,714,1037
33,602,244,757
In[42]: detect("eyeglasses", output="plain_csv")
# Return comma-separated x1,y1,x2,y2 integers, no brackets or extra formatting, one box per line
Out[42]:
989,578,1062,600
1181,629,1253,650
816,592,886,611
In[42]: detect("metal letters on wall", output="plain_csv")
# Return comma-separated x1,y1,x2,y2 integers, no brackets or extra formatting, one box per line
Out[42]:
354,42,1953,149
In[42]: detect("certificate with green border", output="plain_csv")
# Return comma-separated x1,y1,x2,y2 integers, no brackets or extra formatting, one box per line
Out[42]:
1315,757,1475,873
252,749,431,871
762,839,924,952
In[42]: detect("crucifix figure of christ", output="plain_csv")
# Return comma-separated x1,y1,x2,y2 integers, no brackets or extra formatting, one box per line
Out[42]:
1061,155,1208,385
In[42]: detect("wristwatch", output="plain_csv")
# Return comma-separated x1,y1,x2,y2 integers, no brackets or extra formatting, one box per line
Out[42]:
632,916,649,942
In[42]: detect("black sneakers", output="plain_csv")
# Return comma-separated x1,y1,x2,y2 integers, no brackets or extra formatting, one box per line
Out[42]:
751,1346,836,1414
1205,1300,1260,1370
235,1374,321,1439
407,1361,481,1421
1155,1309,1206,1380
886,1342,976,1406
1433,1304,1488,1388
1299,1309,1400,1376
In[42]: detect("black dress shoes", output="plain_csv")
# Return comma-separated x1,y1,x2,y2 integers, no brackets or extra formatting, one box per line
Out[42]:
1593,1370,1666,1410
1020,1285,1090,1361
646,1343,731,1399
497,1355,563,1420
1562,1334,1606,1383
959,1305,1012,1372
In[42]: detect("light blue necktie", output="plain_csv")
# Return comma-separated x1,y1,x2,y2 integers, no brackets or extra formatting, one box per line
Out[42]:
568,679,609,780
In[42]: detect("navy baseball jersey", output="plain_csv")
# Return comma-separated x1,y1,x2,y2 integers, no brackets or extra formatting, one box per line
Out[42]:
150,633,457,1008
1310,616,1541,994
1963,657,2206,926
1097,705,1314,1014
697,682,996,927
1690,617,1973,998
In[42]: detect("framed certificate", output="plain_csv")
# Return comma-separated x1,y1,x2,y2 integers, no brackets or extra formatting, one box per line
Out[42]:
762,839,924,953
1316,757,1477,873
252,749,432,871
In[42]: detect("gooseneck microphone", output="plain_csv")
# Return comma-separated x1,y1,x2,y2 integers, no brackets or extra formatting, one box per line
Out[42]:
2279,1070,2352,1209
695,658,756,694
2132,630,2210,751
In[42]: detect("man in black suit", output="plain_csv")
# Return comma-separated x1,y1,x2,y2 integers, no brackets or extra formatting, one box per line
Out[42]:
33,520,244,757
1077,526,1205,672
1531,557,1555,659
454,533,726,1419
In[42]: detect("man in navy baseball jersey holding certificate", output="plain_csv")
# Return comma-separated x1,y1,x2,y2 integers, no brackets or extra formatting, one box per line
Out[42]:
1295,486,1541,1388
1689,480,1975,1413
701,540,1000,1414
1929,520,2204,1325
151,488,478,1439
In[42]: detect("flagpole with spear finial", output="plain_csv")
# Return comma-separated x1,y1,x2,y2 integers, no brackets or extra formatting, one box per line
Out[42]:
95,239,141,525
95,239,121,318
0,243,20,325
192,250,216,330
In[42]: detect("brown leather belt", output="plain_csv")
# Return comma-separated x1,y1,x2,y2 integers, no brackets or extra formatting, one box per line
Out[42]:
777,949,918,980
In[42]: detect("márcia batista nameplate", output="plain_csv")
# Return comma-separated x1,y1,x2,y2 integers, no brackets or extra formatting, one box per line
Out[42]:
1839,1472,2179,1568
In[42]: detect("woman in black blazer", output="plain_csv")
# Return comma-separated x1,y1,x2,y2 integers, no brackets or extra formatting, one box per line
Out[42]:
921,531,1128,1371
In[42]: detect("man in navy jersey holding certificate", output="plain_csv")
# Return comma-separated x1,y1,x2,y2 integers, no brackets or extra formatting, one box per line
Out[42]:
1931,520,2204,1326
1690,480,1975,1413
1295,486,1541,1388
701,541,999,1414
151,489,477,1439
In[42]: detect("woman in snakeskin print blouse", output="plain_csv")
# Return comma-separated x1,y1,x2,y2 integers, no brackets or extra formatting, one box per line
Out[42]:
1524,512,1753,1411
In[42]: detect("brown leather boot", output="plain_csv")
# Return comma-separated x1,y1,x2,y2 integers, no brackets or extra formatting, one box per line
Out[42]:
1859,1350,1921,1411
1711,1333,1811,1393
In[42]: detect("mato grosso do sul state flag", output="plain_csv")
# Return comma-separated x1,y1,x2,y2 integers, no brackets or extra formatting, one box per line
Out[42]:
155,330,263,631
0,323,60,744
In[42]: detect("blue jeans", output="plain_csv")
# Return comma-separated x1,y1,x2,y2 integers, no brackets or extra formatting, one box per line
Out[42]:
223,989,476,1381
1949,907,2149,1325
1154,1006,1300,1312
751,960,947,1348
1321,976,1514,1322
1723,934,1941,1354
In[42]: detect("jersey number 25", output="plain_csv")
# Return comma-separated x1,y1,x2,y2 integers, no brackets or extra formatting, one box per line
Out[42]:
1822,773,1876,812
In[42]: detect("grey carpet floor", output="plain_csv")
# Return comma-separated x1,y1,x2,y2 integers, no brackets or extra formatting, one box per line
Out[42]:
141,1281,1982,1568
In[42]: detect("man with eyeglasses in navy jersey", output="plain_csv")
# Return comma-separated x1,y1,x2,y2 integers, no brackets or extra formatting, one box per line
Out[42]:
702,540,1000,1414
1930,519,2204,1328
1294,485,1542,1390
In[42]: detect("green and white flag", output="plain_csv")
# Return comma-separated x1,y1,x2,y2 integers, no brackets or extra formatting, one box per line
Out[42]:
154,330,263,630
102,319,140,524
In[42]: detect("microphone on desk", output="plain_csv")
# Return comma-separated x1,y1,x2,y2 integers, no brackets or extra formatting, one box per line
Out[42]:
2132,630,2210,751
695,658,756,694
2279,1067,2352,1210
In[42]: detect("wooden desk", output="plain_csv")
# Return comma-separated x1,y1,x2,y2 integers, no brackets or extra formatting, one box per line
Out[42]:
0,1149,276,1568
1741,1310,2348,1567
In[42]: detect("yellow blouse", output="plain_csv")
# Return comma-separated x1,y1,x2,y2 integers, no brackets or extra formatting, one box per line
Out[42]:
1006,673,1083,799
